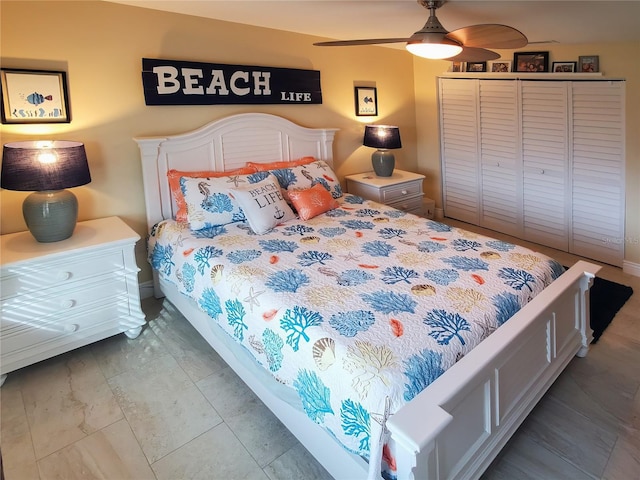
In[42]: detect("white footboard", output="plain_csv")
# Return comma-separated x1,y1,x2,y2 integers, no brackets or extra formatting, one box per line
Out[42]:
387,260,600,480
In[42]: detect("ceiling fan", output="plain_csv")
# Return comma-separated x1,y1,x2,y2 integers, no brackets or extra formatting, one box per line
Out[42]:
313,0,528,62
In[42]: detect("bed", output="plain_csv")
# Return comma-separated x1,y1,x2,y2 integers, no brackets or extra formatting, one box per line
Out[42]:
135,112,600,480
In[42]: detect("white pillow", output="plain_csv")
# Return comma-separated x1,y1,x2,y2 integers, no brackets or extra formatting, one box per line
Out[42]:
180,174,257,230
229,174,296,234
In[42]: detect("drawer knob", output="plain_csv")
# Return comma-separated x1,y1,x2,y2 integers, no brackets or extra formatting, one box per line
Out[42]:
64,323,79,333
57,271,72,281
61,299,76,309
401,189,408,195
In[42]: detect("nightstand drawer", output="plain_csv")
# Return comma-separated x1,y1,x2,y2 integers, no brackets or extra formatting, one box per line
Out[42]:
381,182,423,204
1,249,125,299
388,195,424,213
0,300,134,360
1,277,128,329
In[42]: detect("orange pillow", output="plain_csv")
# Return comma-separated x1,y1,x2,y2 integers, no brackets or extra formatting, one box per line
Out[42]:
288,183,340,220
168,166,257,222
247,156,316,172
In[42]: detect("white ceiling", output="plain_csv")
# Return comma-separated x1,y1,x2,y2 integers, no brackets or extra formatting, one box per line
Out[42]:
106,0,640,48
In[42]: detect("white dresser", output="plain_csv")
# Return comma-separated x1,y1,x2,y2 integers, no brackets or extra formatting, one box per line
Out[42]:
345,170,428,216
0,216,146,385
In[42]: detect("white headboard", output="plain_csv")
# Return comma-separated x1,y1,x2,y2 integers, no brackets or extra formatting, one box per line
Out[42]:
135,113,338,232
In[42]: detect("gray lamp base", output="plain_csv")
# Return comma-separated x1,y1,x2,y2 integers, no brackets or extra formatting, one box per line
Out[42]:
22,190,79,243
371,150,395,177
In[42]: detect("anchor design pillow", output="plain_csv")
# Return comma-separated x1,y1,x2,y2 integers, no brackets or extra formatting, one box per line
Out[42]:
229,173,296,234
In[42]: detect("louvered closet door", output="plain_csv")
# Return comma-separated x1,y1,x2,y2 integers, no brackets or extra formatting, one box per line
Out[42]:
521,82,569,251
439,79,480,224
571,81,625,266
479,80,521,236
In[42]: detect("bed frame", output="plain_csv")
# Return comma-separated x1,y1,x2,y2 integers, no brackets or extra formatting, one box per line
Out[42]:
135,112,600,480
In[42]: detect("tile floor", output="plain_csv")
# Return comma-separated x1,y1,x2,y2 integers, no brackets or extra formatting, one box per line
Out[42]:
1,221,639,480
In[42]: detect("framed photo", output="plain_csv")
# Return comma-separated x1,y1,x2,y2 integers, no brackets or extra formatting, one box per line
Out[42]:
488,60,512,73
354,86,377,117
552,61,577,73
578,55,599,73
466,61,487,73
450,61,464,73
1,68,70,123
513,51,549,73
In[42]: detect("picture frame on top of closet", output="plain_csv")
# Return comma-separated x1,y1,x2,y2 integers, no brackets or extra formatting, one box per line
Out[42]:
514,51,549,72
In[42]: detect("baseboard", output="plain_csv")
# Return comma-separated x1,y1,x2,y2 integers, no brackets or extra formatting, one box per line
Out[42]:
623,260,640,278
139,280,155,299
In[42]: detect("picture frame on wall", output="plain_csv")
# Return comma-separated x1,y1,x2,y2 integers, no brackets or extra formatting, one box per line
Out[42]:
466,62,487,73
578,55,599,73
552,61,577,73
487,60,512,73
354,86,377,116
1,68,70,123
513,51,549,72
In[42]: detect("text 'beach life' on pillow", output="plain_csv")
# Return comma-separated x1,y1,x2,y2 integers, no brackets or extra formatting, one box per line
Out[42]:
229,174,296,234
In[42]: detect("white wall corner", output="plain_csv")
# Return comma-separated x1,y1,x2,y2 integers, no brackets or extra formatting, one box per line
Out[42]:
622,260,640,278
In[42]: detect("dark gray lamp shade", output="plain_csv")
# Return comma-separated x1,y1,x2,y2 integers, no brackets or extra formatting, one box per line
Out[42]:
363,125,402,150
1,141,91,242
363,125,402,177
1,141,91,191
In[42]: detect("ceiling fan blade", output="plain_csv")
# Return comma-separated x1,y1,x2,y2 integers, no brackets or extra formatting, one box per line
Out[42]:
314,38,411,47
444,47,501,62
446,24,528,49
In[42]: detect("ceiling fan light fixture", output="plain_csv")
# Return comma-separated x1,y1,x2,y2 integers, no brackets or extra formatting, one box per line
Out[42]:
406,42,463,59
406,30,463,59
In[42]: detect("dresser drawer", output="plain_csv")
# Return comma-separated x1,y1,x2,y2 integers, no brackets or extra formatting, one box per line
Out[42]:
381,181,423,204
387,195,424,213
1,249,125,299
1,277,129,332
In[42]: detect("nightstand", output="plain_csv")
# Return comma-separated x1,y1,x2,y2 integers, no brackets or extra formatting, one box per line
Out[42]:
0,216,146,386
345,170,428,216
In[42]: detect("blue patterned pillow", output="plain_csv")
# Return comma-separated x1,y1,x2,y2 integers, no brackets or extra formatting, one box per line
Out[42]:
270,160,343,199
180,174,257,230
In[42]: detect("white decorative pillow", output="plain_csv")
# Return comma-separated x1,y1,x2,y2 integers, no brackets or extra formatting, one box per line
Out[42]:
270,160,343,199
180,173,259,230
229,174,296,234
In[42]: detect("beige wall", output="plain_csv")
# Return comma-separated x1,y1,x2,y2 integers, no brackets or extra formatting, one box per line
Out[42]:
1,1,638,282
414,42,640,267
0,1,417,282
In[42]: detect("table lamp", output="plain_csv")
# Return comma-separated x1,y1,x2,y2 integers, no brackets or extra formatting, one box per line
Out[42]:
1,140,91,242
363,125,402,177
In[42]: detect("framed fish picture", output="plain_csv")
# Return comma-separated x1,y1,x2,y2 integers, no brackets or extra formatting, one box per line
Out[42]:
1,69,70,123
354,86,377,117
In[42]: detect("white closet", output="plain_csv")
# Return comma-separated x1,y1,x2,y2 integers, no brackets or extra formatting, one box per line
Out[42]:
438,77,625,266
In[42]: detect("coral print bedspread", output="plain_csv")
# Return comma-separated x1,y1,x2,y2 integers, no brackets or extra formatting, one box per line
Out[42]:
148,194,563,470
